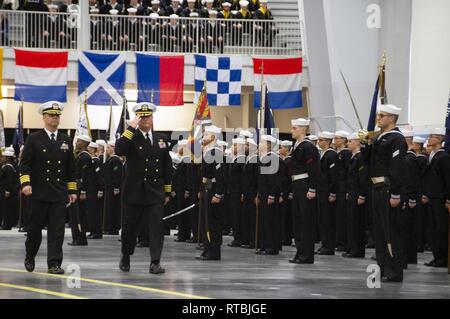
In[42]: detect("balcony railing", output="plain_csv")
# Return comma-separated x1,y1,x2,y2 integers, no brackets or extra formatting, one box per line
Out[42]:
0,10,302,55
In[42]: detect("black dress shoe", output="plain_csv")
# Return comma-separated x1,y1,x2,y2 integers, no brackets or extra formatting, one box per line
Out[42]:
87,234,103,239
262,250,279,255
381,276,402,283
68,241,88,246
335,246,346,252
296,259,314,264
317,249,334,255
370,255,377,261
24,258,35,272
195,255,221,261
104,231,119,236
119,255,130,272
227,241,241,247
240,244,250,249
195,245,204,251
149,263,165,274
48,266,65,275
18,227,27,233
424,260,436,267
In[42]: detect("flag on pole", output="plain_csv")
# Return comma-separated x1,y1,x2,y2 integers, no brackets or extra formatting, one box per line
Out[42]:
12,103,24,155
74,93,92,143
367,53,387,133
0,48,3,100
256,83,275,143
14,49,68,103
445,92,450,153
189,83,211,161
115,98,130,140
0,109,5,149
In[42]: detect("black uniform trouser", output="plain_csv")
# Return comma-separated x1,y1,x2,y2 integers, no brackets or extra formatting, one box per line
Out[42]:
429,198,448,265
372,187,403,280
26,200,66,268
187,191,199,242
292,180,316,262
221,193,232,233
200,185,222,257
243,193,256,246
402,204,418,264
86,192,101,235
365,191,375,247
347,193,366,257
335,192,348,249
417,201,428,250
122,202,164,263
104,187,121,233
260,194,281,252
176,190,191,240
230,192,243,244
280,194,293,244
318,191,336,251
69,198,88,243
19,194,32,229
1,194,18,228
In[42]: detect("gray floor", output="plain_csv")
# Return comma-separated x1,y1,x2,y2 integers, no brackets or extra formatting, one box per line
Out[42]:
0,229,449,299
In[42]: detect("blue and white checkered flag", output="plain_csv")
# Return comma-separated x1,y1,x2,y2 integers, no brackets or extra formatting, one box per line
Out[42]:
194,55,242,106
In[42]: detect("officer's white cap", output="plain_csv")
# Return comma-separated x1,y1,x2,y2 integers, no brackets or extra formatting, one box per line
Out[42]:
38,101,64,115
232,137,246,145
291,118,310,127
239,0,249,7
377,104,402,115
247,138,258,147
204,125,222,135
307,134,318,141
77,135,92,143
109,9,119,15
132,102,157,116
178,139,188,146
401,129,414,138
261,135,277,144
149,13,159,18
280,140,293,147
239,130,253,139
88,142,98,149
347,132,360,140
412,136,426,144
95,140,106,146
319,131,335,140
107,140,116,147
429,128,445,136
335,130,349,138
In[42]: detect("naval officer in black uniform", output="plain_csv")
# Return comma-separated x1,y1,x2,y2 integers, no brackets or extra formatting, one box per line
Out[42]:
20,101,77,275
115,102,173,274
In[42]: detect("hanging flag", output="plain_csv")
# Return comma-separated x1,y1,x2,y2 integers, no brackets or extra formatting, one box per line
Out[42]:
256,83,275,143
194,55,242,106
74,94,91,144
367,53,387,134
136,53,184,106
78,51,125,106
14,49,68,103
0,48,3,100
115,99,130,140
445,92,450,153
12,103,24,155
189,82,211,161
253,57,302,109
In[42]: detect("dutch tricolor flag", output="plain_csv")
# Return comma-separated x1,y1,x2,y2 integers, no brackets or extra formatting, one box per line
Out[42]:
14,49,68,103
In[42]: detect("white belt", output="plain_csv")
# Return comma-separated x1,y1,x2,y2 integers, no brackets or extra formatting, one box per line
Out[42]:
291,173,309,182
371,176,385,184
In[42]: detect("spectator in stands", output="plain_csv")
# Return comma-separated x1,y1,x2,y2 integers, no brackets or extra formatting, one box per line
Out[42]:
182,0,198,17
126,0,147,15
2,0,20,10
90,7,103,50
104,9,121,50
22,0,48,47
182,11,198,52
200,9,223,53
217,1,232,43
121,7,144,50
254,0,276,47
165,0,183,16
233,0,252,45
146,12,162,49
248,0,259,12
230,0,240,11
181,0,201,9
162,14,181,52
200,0,215,18
212,0,223,10
149,0,165,16
42,4,66,48
101,0,124,14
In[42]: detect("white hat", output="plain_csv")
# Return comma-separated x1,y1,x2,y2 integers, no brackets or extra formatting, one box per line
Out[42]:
77,135,92,143
412,136,426,144
206,0,214,3
401,129,414,138
204,125,222,135
190,12,199,17
239,0,249,6
127,7,137,13
90,7,100,13
261,135,277,144
217,140,228,147
259,0,268,4
319,131,335,140
187,0,196,2
429,128,445,136
133,102,156,116
149,13,159,18
232,137,246,145
307,134,318,141
2,149,14,157
291,118,310,127
208,9,218,15
169,14,179,18
109,9,119,15
239,130,253,139
95,140,106,146
347,132,360,140
335,130,350,138
248,139,257,147
280,140,293,147
107,140,116,147
151,0,160,4
377,104,402,115
222,2,231,6
38,101,64,115
88,142,99,149
178,139,188,146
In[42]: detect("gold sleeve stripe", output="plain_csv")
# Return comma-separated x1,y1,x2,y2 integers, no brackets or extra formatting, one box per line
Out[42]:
122,130,134,140
67,182,77,191
20,175,31,184
164,184,172,193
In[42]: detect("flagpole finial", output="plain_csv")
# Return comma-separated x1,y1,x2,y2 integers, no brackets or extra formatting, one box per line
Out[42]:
151,89,154,104
380,51,387,68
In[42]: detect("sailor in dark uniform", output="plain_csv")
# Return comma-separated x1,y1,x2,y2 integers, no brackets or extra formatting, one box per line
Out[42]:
360,104,407,282
20,101,77,275
422,128,450,268
316,131,338,255
233,0,253,46
0,148,19,230
86,141,102,239
196,125,225,260
278,140,293,246
116,102,173,274
289,118,320,264
174,140,191,242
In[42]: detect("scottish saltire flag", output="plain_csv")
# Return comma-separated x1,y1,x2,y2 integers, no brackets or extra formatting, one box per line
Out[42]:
136,54,184,106
78,51,125,106
253,57,302,109
445,92,450,153
14,49,68,103
194,55,242,106
12,104,24,155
